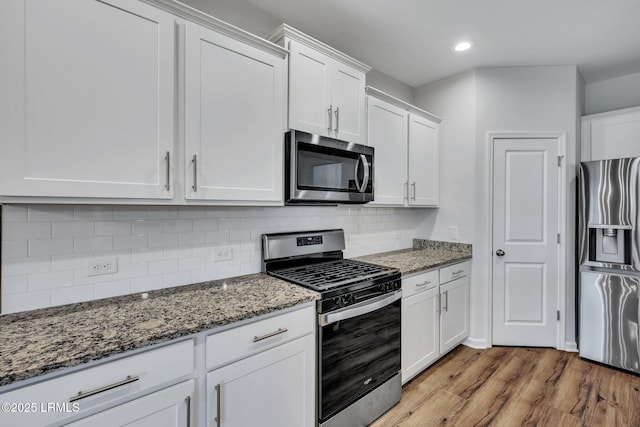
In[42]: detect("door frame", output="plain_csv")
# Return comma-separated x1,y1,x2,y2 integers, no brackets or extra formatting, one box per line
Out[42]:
488,132,567,350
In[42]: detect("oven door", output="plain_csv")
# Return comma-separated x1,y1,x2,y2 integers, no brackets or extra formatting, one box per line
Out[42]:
317,290,401,423
286,130,374,204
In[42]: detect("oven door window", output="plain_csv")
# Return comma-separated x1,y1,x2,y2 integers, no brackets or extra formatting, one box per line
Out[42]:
318,298,400,421
297,142,372,193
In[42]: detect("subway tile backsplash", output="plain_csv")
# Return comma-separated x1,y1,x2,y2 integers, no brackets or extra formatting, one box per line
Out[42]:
1,204,424,314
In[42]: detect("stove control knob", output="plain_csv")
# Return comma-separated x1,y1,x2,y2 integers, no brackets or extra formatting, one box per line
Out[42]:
340,294,354,306
385,283,395,292
333,296,342,307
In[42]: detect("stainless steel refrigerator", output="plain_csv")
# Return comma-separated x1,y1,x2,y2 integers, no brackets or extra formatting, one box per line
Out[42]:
578,157,640,373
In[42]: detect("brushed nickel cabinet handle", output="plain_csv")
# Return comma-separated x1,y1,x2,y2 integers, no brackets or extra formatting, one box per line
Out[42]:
444,290,449,312
214,383,222,427
411,181,416,200
327,105,333,132
253,328,288,342
452,269,464,275
416,280,431,287
186,396,191,427
165,151,170,191
69,375,139,402
404,182,409,201
192,154,198,192
334,106,339,133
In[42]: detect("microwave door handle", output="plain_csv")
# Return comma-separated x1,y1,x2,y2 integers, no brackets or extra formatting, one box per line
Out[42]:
353,154,369,193
359,154,370,193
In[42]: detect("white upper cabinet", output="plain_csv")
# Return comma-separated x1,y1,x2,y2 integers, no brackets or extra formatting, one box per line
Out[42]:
366,87,441,207
366,96,409,205
581,106,640,161
408,113,440,207
184,21,286,203
0,0,175,199
269,24,370,145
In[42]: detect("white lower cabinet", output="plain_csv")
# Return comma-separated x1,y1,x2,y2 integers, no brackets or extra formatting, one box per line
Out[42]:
0,340,194,427
440,276,470,354
206,335,314,427
401,286,440,382
205,305,315,427
401,261,470,384
0,304,316,427
66,380,194,427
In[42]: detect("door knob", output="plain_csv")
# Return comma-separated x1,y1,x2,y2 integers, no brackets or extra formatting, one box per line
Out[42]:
496,249,505,257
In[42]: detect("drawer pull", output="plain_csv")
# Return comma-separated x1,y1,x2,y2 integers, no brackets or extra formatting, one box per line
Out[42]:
69,375,139,402
416,280,431,287
452,270,464,275
253,328,288,343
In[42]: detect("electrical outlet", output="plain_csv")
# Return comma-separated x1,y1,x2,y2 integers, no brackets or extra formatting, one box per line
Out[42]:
88,257,118,276
214,246,233,262
449,226,459,241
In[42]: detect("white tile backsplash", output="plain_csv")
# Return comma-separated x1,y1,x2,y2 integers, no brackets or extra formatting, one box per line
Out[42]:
1,204,425,314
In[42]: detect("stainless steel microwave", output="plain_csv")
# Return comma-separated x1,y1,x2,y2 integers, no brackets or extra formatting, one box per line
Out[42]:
285,130,374,205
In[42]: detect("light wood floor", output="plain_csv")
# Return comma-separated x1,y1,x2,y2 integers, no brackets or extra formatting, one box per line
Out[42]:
371,346,640,426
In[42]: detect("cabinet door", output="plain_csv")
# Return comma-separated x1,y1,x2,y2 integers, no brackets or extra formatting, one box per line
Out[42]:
367,96,408,206
207,334,314,427
67,380,193,427
0,0,175,199
408,114,439,206
401,287,440,384
287,40,333,137
582,108,640,161
185,22,285,203
440,276,469,354
331,63,366,144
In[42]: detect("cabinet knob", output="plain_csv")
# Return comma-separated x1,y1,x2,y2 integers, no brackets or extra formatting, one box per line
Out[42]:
496,249,505,257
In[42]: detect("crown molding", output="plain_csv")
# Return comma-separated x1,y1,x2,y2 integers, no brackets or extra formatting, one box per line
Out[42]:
366,86,441,123
143,0,288,58
268,24,370,73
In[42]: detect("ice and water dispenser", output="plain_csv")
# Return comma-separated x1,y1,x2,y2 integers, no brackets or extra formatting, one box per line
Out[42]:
588,226,632,265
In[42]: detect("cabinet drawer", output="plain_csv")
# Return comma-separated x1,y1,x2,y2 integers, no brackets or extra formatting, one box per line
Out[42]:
402,269,439,298
206,305,314,370
0,339,193,427
440,261,470,284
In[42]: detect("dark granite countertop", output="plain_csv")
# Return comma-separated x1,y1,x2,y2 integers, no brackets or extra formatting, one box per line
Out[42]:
0,239,471,389
0,273,319,388
354,239,472,276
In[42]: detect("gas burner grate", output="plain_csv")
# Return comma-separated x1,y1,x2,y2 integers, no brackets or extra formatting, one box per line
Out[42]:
270,259,394,290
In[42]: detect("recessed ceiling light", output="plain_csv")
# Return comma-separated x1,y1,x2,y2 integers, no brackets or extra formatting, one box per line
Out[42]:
454,41,473,52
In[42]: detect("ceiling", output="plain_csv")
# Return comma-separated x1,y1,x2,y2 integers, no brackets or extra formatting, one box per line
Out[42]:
246,0,640,87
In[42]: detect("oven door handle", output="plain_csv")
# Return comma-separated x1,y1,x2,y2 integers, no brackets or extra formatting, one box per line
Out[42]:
319,290,401,326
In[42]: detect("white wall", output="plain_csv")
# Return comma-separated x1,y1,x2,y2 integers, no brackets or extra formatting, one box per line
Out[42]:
366,69,414,104
413,70,479,345
1,204,425,314
584,71,640,115
413,70,476,244
475,65,579,349
414,66,580,349
180,0,281,38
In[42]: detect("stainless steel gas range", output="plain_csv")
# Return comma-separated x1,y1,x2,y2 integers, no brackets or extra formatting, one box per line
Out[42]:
262,229,402,427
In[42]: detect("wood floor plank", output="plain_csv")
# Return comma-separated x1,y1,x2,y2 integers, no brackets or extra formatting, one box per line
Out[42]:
371,346,640,427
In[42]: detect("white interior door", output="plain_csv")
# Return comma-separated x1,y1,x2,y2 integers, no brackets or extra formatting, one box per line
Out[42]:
492,137,559,346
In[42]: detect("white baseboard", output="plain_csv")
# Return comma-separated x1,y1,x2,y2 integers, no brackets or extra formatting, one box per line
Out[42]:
463,337,489,349
564,341,578,352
